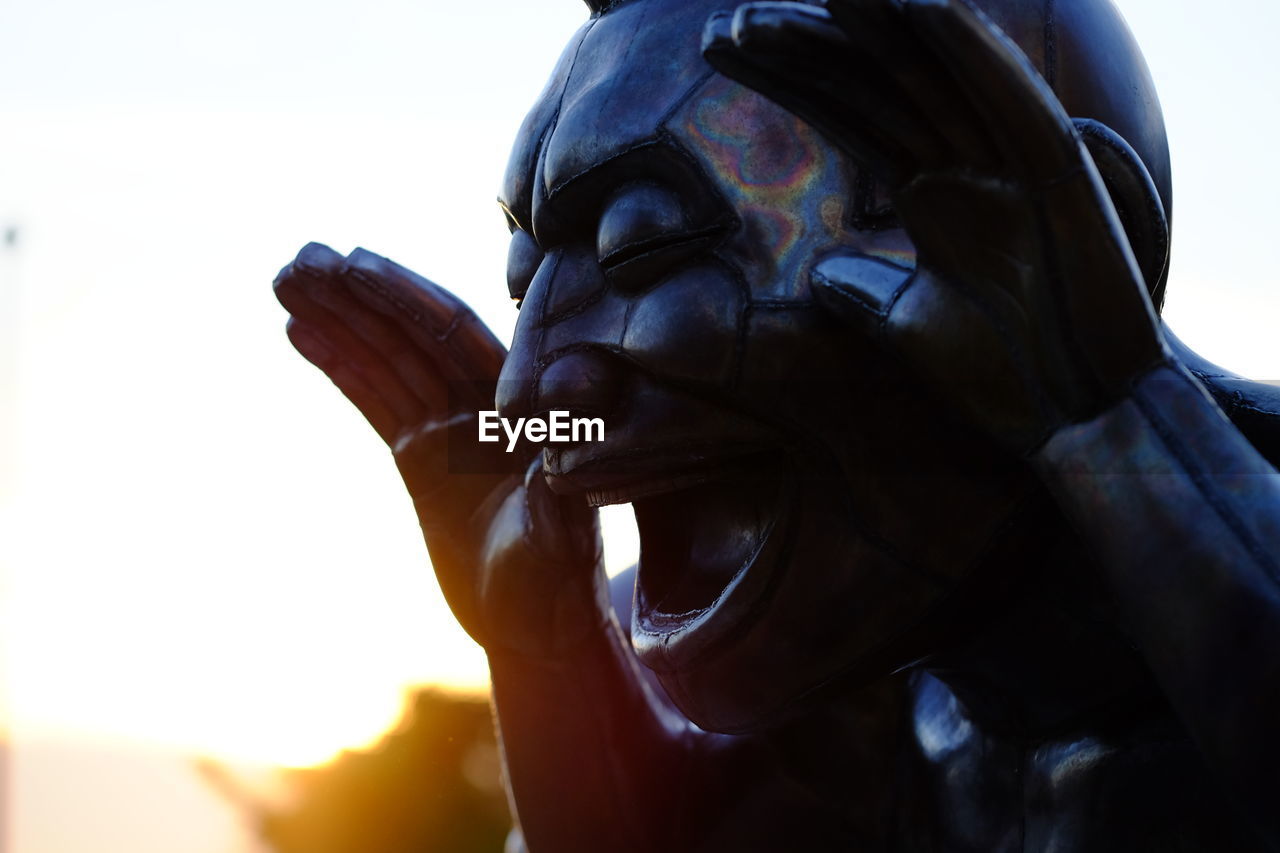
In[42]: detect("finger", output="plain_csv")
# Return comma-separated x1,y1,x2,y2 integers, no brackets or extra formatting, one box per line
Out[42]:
276,248,452,412
440,312,505,408
901,0,1079,182
826,0,1002,169
274,241,345,289
342,249,507,399
890,267,1054,449
813,253,1054,450
286,318,402,443
278,261,436,427
708,2,1003,179
524,459,601,568
811,251,916,345
1037,173,1165,397
703,5,924,181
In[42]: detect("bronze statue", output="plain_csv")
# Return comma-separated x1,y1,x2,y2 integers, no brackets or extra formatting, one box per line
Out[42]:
273,0,1280,848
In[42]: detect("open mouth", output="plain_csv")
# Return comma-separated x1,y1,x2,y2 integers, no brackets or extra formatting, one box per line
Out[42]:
633,465,780,616
545,428,797,673
572,449,787,620
611,453,795,676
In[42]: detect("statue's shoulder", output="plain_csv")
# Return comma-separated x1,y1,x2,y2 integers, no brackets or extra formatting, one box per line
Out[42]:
1200,375,1280,467
1167,328,1280,467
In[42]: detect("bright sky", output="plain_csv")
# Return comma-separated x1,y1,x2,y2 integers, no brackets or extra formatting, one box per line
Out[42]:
0,0,602,770
0,0,1278,848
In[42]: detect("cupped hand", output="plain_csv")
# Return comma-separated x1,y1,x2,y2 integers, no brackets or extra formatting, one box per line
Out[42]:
704,0,1169,452
274,243,606,659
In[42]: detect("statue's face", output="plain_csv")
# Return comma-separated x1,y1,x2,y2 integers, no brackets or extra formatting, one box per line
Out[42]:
498,0,1033,732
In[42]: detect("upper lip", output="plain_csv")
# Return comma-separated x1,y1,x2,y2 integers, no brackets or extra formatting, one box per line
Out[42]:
543,440,778,506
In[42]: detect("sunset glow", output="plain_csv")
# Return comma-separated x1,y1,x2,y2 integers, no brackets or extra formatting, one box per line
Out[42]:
2,1,1280,850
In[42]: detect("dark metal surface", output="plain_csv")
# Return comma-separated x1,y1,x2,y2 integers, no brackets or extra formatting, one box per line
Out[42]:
273,0,1280,848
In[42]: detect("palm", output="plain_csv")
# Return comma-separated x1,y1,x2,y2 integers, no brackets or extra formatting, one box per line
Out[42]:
274,243,604,657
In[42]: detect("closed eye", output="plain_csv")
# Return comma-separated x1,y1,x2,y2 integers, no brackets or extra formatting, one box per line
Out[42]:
599,224,724,269
599,224,725,291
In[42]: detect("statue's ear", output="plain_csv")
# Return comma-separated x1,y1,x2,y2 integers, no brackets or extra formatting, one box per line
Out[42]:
1074,118,1171,312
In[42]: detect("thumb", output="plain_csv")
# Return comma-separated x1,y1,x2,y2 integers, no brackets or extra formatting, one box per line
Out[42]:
811,249,1053,452
523,459,602,569
810,250,916,345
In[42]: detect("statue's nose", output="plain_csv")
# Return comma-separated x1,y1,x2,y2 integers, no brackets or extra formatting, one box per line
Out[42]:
497,348,624,423
495,245,624,422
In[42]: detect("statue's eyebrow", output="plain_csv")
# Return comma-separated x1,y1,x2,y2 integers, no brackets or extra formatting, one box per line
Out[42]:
499,115,556,237
497,199,526,234
543,135,669,204
534,136,722,246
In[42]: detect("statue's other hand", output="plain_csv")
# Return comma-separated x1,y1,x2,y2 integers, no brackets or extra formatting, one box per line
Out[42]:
274,244,606,659
704,0,1167,453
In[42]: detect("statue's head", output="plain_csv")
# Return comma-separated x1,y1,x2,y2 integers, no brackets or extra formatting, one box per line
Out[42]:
496,0,1170,733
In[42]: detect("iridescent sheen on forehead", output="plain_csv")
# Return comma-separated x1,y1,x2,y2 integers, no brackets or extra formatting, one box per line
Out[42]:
667,75,853,300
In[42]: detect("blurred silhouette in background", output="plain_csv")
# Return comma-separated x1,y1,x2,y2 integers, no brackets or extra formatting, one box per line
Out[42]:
204,690,510,853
